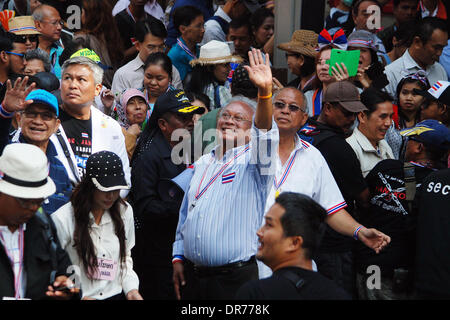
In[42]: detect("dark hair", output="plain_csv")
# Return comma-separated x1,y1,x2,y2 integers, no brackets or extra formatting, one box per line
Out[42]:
230,63,258,99
59,37,90,67
185,65,218,94
143,52,172,81
80,0,124,65
275,192,327,260
185,91,211,111
392,20,416,48
393,0,419,7
0,35,13,52
396,76,430,103
250,7,274,32
343,0,381,35
421,99,450,126
229,18,253,37
173,5,203,32
414,17,448,45
360,87,393,116
135,16,168,43
70,177,127,279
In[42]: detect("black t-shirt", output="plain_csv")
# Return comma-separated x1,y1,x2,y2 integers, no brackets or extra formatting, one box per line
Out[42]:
235,266,351,300
59,109,92,178
414,168,450,298
354,159,434,275
298,119,367,252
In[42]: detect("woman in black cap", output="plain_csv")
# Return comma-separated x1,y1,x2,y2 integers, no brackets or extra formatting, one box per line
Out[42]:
52,151,143,300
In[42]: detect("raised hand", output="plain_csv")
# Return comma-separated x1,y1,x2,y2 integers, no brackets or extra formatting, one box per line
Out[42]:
359,227,391,254
2,77,36,113
330,62,350,82
244,48,272,94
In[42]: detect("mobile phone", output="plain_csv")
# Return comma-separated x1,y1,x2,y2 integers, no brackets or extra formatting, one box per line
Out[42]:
327,49,360,77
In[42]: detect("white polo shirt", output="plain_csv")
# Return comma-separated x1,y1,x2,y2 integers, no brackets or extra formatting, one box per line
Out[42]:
258,135,347,278
346,127,395,178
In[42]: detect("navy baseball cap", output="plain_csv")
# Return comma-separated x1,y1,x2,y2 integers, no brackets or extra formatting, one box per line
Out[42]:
400,119,450,150
148,90,205,127
25,89,59,116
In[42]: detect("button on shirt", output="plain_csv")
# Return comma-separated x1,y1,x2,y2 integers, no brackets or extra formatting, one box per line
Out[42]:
52,202,139,299
111,54,182,97
346,127,395,178
173,121,279,266
384,49,448,98
0,225,27,299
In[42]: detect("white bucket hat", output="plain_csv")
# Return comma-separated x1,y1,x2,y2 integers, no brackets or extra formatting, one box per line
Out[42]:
0,144,56,199
190,40,243,66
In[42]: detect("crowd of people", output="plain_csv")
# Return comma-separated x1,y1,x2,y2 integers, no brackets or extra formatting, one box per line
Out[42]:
0,0,449,301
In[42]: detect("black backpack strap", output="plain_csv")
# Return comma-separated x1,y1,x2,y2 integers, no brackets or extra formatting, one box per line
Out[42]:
278,270,306,293
35,208,59,285
55,128,80,184
209,15,229,35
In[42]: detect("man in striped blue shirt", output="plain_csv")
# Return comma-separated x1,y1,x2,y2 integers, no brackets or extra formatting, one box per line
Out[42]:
172,49,277,300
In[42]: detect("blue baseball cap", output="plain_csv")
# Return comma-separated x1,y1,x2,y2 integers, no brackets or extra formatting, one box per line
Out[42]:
400,119,450,150
25,89,59,117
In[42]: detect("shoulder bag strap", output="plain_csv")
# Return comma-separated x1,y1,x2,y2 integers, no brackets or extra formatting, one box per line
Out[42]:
56,129,80,184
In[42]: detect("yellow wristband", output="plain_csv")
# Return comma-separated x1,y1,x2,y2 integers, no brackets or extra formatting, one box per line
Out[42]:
258,93,272,99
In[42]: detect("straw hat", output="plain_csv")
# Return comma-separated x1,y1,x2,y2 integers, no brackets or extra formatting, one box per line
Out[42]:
190,40,243,66
277,29,318,58
8,16,41,35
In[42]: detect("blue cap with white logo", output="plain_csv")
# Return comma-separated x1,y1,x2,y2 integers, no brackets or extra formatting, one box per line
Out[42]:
25,89,59,117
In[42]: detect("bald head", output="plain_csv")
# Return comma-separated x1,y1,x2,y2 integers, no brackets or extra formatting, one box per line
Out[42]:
33,4,62,42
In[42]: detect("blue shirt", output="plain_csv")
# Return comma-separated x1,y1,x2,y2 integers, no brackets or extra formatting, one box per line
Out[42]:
18,134,72,215
168,37,198,81
173,121,279,266
439,39,450,81
166,0,214,48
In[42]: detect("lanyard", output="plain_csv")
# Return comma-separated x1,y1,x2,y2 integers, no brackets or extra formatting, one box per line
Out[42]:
0,225,25,299
194,146,250,201
177,37,197,60
312,88,322,116
273,149,298,198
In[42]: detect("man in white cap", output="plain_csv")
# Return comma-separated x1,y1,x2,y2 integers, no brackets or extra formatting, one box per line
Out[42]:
0,143,80,300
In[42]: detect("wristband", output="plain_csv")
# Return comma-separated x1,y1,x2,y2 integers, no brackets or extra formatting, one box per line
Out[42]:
0,104,14,118
353,225,364,240
172,255,185,264
258,93,272,99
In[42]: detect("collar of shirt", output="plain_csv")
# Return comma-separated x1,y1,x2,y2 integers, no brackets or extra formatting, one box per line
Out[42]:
0,224,27,234
402,49,430,73
89,211,112,228
353,126,380,153
129,54,145,72
215,6,232,23
420,0,442,17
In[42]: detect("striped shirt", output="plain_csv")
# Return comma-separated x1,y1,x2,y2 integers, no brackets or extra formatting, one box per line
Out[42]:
173,121,279,266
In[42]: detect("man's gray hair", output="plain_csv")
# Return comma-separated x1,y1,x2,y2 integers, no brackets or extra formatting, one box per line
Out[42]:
24,49,51,72
61,56,104,85
273,87,308,114
229,95,257,110
32,4,49,22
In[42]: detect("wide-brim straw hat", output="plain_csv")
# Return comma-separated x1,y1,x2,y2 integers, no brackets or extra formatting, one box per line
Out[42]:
8,16,41,35
277,29,318,58
190,40,243,66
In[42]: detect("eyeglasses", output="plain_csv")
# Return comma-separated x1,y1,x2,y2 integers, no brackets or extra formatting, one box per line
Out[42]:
22,110,57,121
273,101,305,113
16,197,45,209
220,112,251,123
13,34,39,43
5,51,25,58
148,44,167,52
42,20,64,27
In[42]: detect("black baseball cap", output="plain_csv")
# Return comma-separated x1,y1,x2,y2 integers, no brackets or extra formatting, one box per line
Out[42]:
86,151,129,192
148,89,206,127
